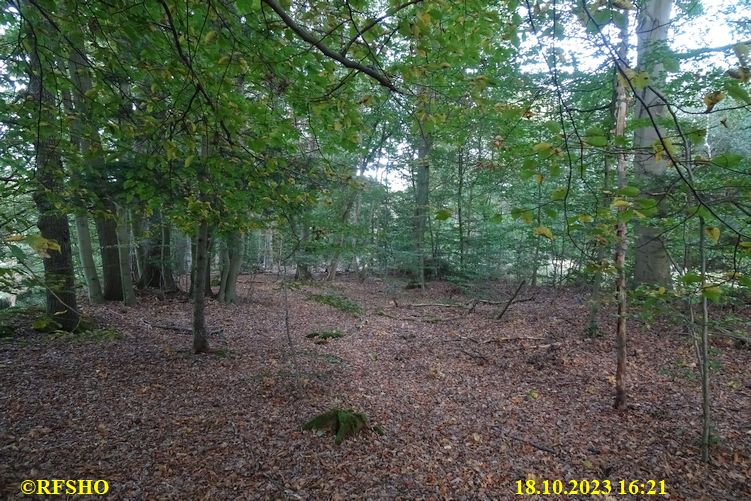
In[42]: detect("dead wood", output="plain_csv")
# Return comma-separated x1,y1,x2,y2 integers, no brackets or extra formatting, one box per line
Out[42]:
496,280,526,320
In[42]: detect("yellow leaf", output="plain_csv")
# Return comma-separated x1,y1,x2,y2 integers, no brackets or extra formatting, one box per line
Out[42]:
610,198,631,208
534,226,553,239
218,55,231,66
705,226,720,244
533,173,544,185
703,90,726,112
577,214,593,223
533,142,553,153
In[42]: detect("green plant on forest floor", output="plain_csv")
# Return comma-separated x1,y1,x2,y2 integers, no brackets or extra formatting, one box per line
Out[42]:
306,293,362,315
302,408,383,444
306,329,344,343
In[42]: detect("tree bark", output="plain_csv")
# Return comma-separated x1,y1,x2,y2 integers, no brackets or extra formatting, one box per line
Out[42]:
26,12,79,330
193,221,210,353
633,0,673,287
75,216,105,304
413,133,432,288
613,18,631,411
96,209,123,300
219,231,243,302
115,204,136,306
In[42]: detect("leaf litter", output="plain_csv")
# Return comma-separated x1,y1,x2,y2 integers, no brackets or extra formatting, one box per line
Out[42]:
0,274,749,500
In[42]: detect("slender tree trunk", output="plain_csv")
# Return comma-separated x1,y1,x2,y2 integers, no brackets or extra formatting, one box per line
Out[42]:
75,215,104,305
193,221,210,353
613,19,630,411
26,16,79,331
161,222,177,291
219,231,244,302
263,229,274,271
131,211,147,284
115,205,136,306
204,229,214,297
413,133,432,288
457,148,465,268
633,0,673,287
698,215,711,461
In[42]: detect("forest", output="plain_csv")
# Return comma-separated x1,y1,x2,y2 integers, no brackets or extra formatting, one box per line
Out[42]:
0,0,749,499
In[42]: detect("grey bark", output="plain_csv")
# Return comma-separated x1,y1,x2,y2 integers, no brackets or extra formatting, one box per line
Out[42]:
75,216,105,304
219,231,243,303
115,205,136,306
633,0,673,287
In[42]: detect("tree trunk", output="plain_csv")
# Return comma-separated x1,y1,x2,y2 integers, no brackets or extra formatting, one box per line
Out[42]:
295,224,314,281
193,221,210,353
613,19,631,411
26,16,79,331
75,215,105,305
115,205,136,306
161,223,177,291
263,228,274,271
413,134,432,288
219,231,244,302
204,229,214,297
96,209,123,300
134,212,168,289
633,0,673,287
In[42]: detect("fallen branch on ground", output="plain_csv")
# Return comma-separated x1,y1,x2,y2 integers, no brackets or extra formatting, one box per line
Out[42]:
505,433,558,455
148,322,224,336
496,280,526,320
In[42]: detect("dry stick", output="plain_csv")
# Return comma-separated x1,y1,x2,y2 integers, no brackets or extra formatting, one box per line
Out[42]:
148,322,223,336
459,349,489,363
495,280,526,320
505,433,558,455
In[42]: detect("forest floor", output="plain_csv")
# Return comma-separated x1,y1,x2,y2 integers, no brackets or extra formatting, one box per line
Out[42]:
1,274,749,500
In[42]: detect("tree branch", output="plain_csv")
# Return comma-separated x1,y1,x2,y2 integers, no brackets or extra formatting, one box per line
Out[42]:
260,0,402,94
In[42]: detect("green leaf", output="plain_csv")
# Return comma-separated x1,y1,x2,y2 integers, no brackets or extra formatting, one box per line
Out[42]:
686,128,707,145
435,208,452,221
682,272,702,284
712,153,743,168
9,244,26,262
617,186,640,197
724,80,751,104
551,187,568,201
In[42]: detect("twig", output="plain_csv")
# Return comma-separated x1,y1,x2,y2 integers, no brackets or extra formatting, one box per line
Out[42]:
505,433,558,455
459,349,489,363
406,302,466,308
495,280,526,320
148,322,223,336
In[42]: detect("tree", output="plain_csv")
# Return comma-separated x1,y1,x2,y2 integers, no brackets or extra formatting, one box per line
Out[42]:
22,1,79,330
632,0,674,287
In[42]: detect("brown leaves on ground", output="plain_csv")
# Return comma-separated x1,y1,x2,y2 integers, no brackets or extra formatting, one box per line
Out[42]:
0,275,749,500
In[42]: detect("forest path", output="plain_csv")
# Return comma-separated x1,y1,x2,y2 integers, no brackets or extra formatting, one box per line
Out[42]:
1,274,749,500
